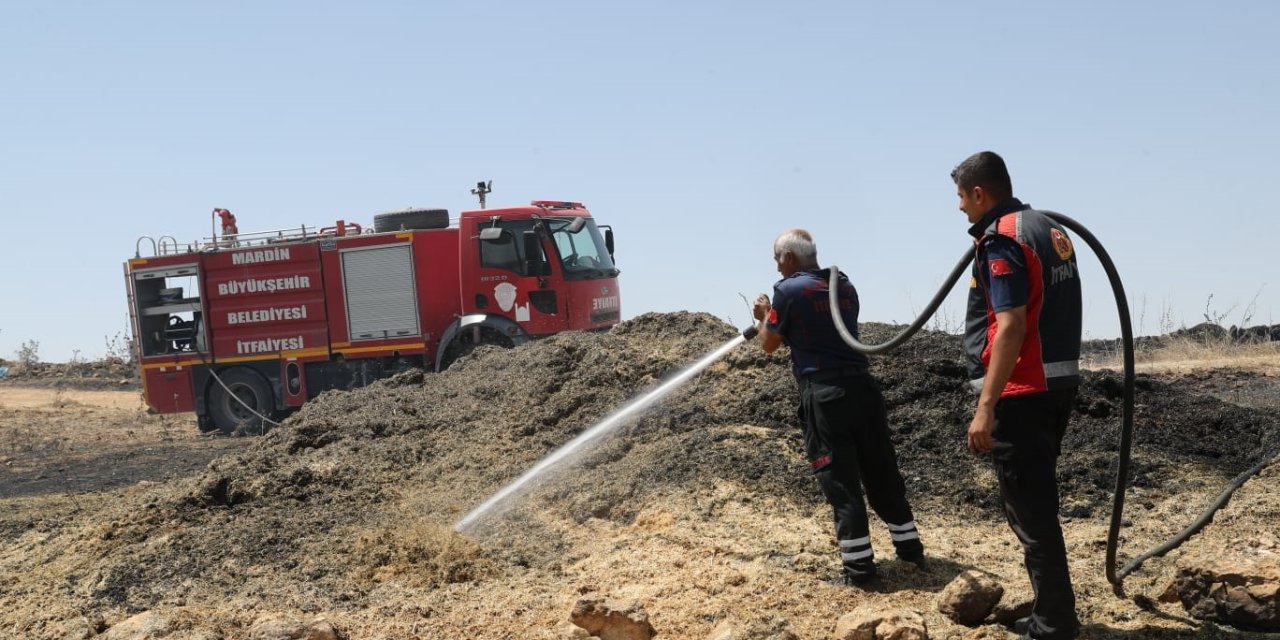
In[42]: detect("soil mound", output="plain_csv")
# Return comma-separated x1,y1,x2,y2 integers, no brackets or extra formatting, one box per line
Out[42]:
4,312,1278,635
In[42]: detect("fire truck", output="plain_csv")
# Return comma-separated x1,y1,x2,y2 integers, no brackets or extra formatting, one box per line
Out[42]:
125,197,620,433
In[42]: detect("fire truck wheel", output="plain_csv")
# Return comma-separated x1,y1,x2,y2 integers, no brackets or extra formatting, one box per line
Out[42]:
437,340,476,371
209,368,274,434
373,208,449,233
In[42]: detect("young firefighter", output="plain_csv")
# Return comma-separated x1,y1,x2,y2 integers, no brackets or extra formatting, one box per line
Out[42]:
952,151,1082,640
752,229,925,586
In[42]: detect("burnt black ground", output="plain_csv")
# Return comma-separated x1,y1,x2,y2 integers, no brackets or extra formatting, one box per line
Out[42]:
41,314,1275,610
2,312,1277,637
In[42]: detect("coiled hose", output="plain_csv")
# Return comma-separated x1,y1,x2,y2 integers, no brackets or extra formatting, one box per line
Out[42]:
823,210,1275,597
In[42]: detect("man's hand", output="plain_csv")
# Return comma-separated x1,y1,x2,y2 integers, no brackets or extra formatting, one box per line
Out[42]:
753,294,784,353
967,407,995,454
753,294,771,322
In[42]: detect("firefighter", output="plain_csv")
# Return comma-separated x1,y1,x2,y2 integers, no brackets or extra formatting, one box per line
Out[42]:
752,229,925,586
215,208,238,247
952,151,1082,640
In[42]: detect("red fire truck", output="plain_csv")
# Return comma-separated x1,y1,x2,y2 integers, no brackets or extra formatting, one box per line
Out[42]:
125,199,620,433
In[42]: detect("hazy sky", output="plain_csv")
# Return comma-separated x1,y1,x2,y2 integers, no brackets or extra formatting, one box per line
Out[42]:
2,1,1277,362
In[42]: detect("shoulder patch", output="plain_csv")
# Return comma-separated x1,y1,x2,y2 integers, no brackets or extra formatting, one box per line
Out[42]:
1050,228,1074,260
767,309,778,325
989,258,1014,277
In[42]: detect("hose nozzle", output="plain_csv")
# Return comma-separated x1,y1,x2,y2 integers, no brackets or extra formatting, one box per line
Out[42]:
742,324,759,340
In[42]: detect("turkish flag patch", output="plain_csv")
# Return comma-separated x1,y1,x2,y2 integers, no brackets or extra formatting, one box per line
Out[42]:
989,258,1013,277
767,309,778,324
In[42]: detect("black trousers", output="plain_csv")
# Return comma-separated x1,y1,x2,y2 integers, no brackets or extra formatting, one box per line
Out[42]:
992,388,1080,640
800,372,921,574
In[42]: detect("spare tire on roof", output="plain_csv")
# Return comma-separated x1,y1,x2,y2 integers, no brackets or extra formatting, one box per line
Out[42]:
373,208,450,232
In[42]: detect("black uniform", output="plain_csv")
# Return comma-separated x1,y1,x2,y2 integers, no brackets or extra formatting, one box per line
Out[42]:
967,199,1082,640
767,268,923,581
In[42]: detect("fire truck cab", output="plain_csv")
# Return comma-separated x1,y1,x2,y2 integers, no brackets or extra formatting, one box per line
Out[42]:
125,200,620,433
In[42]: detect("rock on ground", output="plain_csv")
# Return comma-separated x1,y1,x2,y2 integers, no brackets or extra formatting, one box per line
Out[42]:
569,598,657,640
1165,535,1280,631
936,570,1004,626
102,609,222,640
832,607,927,640
248,613,343,640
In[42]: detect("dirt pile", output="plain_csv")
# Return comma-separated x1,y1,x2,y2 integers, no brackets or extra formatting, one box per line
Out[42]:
2,312,1278,638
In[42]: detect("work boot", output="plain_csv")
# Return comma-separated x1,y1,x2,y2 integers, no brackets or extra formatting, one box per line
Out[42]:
888,520,923,562
1012,616,1079,640
841,563,879,587
1014,616,1031,634
898,552,929,571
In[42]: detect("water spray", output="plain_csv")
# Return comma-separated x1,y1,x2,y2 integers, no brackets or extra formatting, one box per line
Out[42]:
454,325,760,533
825,210,1277,597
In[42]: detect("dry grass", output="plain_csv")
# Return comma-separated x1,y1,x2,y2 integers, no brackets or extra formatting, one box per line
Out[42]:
1083,336,1280,374
350,517,496,586
0,387,144,410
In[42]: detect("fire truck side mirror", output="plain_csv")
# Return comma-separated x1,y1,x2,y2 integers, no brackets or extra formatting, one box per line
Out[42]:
604,227,615,258
522,230,550,276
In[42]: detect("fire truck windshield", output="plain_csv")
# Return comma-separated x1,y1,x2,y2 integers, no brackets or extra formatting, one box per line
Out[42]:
547,217,617,280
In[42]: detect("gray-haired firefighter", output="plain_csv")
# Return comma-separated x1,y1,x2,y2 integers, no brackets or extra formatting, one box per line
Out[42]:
753,228,926,586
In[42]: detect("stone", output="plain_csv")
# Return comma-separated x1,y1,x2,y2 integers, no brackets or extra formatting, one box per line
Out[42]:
103,611,177,640
97,611,220,640
937,570,1004,626
1169,536,1280,631
832,607,927,640
553,621,592,639
249,613,342,640
569,598,656,640
707,621,735,640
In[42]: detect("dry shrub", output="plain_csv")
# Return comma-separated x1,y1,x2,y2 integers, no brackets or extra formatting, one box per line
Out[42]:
1087,335,1280,374
46,386,77,409
351,518,495,586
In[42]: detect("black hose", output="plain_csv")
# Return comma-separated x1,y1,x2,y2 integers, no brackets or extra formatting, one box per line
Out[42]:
1040,211,1135,596
826,246,975,355
822,209,1275,597
1116,447,1280,578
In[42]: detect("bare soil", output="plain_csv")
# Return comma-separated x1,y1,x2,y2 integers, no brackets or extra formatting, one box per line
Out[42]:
1,313,1277,639
0,388,249,504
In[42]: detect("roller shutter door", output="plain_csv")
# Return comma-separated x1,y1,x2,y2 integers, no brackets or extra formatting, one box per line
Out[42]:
342,244,420,339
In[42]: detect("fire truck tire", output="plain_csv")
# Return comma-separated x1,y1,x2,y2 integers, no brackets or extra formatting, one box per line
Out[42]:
373,208,449,233
208,368,275,434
